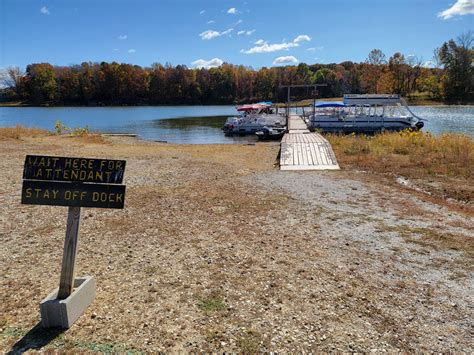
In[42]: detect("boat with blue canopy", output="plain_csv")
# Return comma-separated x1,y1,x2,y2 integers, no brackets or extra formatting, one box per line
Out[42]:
307,94,424,133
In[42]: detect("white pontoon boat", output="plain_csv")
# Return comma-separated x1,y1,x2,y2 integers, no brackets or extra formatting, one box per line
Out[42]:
223,102,286,136
307,94,424,134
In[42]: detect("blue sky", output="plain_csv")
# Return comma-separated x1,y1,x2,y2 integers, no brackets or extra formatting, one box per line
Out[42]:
0,0,473,70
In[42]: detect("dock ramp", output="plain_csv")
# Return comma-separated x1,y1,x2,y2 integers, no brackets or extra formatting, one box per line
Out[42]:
280,114,339,170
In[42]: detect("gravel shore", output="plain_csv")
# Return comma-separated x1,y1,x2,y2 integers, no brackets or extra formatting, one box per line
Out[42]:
1,135,472,352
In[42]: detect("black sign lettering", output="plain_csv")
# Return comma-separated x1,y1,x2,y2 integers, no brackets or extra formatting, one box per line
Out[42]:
21,180,126,209
23,155,126,184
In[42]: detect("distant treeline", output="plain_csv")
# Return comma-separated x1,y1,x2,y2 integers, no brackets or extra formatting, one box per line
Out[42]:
1,33,472,105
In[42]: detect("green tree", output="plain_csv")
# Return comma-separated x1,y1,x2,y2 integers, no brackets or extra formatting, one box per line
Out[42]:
438,31,474,101
25,63,58,103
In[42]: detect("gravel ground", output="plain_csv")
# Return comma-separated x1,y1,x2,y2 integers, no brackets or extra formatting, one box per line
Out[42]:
0,135,472,352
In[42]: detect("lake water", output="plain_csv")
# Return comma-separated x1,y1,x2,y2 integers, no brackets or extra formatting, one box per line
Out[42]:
0,105,473,143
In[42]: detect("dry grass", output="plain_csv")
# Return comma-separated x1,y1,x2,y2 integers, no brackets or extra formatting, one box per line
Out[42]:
327,130,474,202
378,223,474,258
0,126,51,140
0,125,106,144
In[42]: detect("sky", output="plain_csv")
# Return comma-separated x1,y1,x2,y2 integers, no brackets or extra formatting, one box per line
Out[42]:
0,0,473,70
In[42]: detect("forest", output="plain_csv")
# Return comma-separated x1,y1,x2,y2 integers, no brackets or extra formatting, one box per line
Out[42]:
1,33,472,105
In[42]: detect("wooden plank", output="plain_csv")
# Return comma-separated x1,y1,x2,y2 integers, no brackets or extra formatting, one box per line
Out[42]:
58,206,81,299
309,143,319,165
313,144,323,166
280,142,293,166
304,143,314,165
318,143,330,165
300,143,308,165
280,130,340,170
281,164,340,171
295,144,300,165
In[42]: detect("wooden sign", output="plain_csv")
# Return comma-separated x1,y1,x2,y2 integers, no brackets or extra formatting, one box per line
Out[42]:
23,155,125,184
21,154,127,310
22,180,125,209
21,155,126,209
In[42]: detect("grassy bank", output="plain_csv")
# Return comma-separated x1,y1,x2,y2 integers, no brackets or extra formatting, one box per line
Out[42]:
326,130,474,203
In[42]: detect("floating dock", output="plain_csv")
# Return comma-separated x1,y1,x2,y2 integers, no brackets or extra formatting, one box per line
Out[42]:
280,114,340,170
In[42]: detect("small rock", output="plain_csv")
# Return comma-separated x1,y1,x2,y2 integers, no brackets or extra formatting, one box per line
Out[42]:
91,312,97,319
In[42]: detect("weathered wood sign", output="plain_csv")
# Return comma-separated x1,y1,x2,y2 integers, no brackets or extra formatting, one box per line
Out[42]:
23,155,126,184
21,155,126,209
22,180,125,208
21,154,127,328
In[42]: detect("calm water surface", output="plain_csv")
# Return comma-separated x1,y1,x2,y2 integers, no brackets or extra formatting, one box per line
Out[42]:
0,105,472,143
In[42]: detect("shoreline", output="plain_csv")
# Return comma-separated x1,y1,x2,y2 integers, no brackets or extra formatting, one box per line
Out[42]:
1,100,473,108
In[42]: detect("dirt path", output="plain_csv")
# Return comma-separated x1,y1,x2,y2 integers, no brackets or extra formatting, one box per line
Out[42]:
0,136,472,352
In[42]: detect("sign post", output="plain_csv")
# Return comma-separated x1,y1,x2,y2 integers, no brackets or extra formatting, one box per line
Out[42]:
21,155,126,328
58,206,81,299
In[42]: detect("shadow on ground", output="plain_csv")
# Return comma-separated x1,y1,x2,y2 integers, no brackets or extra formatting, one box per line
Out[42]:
8,323,64,354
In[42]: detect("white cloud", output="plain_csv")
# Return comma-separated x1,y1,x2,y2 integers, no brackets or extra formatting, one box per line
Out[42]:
307,46,323,52
423,60,436,68
273,56,299,65
227,7,237,14
128,49,136,53
235,19,243,25
294,34,311,43
200,30,220,40
40,6,50,15
207,20,215,24
118,35,128,40
237,29,255,36
191,58,224,69
438,0,474,19
200,10,206,15
241,34,311,54
199,28,233,40
242,41,297,54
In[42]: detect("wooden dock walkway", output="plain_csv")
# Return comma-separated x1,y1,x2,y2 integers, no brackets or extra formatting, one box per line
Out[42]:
280,114,340,170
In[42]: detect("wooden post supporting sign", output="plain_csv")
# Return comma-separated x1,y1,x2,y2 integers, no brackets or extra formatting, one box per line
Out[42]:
21,155,127,328
58,206,81,299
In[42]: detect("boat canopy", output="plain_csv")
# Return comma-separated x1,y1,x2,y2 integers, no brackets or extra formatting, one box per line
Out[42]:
315,101,346,108
237,103,271,111
343,94,401,105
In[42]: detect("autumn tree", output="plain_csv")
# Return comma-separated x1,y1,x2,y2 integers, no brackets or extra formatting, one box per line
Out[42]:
438,31,474,101
361,49,386,93
25,63,58,103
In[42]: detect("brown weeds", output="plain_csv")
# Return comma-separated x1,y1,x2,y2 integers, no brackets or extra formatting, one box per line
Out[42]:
0,125,50,140
327,130,474,203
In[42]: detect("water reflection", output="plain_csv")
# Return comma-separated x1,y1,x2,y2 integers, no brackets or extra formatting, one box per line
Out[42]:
140,115,258,144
